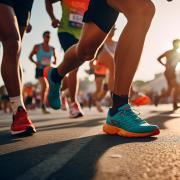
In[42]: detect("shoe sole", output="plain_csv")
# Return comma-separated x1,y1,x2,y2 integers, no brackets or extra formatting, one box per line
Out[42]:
103,124,160,138
70,112,84,118
11,126,36,136
43,67,61,110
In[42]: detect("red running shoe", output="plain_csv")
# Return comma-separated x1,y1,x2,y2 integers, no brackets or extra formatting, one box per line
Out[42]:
11,106,36,135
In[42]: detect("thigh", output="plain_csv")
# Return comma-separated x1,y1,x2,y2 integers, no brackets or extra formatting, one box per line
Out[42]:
0,3,20,41
77,22,108,57
107,0,154,14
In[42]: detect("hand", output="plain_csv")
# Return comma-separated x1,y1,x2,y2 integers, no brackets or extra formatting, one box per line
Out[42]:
26,24,32,33
51,18,60,28
35,62,41,67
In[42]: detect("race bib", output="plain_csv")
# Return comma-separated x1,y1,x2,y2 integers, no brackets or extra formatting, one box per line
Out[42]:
64,0,90,28
41,57,51,66
69,12,83,28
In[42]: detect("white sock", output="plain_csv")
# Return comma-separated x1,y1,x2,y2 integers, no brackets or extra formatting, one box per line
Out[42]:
9,96,25,114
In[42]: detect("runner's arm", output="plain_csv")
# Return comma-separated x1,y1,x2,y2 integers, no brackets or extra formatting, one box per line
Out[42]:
29,45,40,66
52,48,57,65
157,53,166,66
45,0,61,28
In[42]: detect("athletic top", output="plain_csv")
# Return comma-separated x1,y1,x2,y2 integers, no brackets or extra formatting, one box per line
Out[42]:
58,0,90,39
104,40,117,57
36,44,54,68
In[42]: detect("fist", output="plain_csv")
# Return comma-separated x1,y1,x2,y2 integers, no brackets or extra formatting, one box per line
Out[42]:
26,24,32,33
51,18,60,28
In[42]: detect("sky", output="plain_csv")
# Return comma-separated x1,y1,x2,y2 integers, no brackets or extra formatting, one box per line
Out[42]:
0,0,180,86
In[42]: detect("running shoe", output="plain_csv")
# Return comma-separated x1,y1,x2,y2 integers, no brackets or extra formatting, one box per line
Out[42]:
44,67,61,110
69,102,84,118
103,104,160,138
41,104,50,114
11,106,36,135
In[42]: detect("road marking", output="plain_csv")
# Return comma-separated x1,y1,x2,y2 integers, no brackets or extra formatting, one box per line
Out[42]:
17,126,102,180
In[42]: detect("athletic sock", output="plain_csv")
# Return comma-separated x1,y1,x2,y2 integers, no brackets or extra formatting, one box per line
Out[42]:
111,93,129,115
51,68,64,83
9,96,26,114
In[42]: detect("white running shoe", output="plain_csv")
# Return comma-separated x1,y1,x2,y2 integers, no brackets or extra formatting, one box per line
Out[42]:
69,102,84,118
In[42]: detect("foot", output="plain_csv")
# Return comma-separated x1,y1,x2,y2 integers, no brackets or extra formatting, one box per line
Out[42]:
61,96,68,111
103,104,160,138
95,101,104,112
11,106,36,136
44,67,61,110
69,102,84,118
154,95,159,107
42,108,50,114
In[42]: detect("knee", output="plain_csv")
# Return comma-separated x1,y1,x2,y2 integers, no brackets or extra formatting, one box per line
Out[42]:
127,2,155,27
2,35,21,57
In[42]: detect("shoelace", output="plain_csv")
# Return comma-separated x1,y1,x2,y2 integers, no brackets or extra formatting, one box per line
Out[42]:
118,107,146,124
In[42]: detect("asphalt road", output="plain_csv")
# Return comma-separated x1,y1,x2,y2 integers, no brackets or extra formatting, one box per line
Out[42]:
0,105,180,180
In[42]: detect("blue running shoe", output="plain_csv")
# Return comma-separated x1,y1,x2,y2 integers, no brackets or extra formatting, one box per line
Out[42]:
44,67,61,110
103,104,160,137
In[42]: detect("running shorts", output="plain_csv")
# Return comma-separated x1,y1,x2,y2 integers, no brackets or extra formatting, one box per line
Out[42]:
83,0,119,33
58,32,79,51
0,0,34,26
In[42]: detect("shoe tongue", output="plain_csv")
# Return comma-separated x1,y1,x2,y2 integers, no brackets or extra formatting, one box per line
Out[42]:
118,104,130,111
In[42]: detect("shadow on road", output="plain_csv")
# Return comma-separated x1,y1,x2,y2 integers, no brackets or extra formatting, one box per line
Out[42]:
0,134,157,180
146,111,179,129
37,117,105,132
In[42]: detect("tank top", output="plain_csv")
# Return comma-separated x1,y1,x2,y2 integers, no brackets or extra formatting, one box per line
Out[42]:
104,41,117,57
58,0,90,39
36,44,54,69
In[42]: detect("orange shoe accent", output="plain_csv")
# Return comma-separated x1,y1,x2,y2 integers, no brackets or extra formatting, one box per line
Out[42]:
11,107,36,135
132,96,151,106
103,124,160,138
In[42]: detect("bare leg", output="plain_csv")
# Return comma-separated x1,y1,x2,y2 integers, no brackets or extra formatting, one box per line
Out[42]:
57,23,107,76
98,50,114,92
0,4,22,97
39,77,49,105
107,0,155,96
68,68,79,103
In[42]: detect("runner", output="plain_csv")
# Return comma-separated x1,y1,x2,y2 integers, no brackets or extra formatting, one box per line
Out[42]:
45,0,160,137
29,31,57,114
155,39,180,111
0,0,36,135
45,0,89,118
90,58,109,112
90,27,116,112
0,85,12,113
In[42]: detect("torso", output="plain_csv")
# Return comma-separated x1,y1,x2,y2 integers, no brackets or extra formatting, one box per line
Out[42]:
36,44,54,68
59,0,90,39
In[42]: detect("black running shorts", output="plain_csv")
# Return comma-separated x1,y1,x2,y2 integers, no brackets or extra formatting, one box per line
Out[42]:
0,0,34,26
58,32,79,52
83,0,119,33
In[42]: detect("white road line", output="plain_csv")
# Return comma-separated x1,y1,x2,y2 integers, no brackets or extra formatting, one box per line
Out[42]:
17,126,102,180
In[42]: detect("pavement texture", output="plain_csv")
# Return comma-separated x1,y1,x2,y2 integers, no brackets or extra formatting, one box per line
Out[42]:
0,105,180,180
